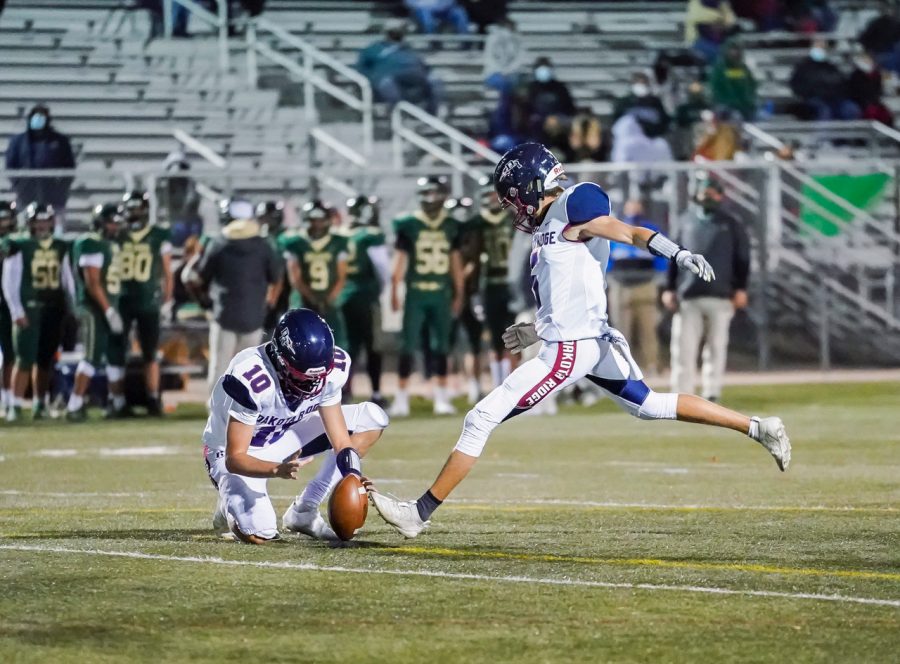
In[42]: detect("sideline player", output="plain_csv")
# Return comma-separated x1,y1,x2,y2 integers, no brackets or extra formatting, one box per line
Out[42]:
338,195,390,406
111,191,173,416
282,200,349,349
203,308,388,543
371,142,792,537
0,201,18,415
390,176,464,417
66,203,126,421
1,204,73,421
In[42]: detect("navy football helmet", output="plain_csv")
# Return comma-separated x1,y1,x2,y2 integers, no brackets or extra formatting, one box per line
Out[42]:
267,308,335,403
493,142,566,232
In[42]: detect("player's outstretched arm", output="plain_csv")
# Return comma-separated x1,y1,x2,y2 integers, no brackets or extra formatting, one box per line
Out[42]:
224,417,311,479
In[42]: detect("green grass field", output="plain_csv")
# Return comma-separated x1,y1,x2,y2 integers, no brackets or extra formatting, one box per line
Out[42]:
1,382,899,663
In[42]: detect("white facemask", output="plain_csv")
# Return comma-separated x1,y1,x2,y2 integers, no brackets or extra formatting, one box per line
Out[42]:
631,83,650,97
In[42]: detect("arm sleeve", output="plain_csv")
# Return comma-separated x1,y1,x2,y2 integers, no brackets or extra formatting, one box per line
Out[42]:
394,231,413,253
564,183,611,225
732,220,751,290
78,252,104,269
367,244,392,289
160,241,173,256
61,254,76,301
1,252,25,319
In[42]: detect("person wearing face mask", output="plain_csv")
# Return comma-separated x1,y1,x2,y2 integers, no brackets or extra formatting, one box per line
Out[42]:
524,57,577,141
612,72,670,139
606,200,668,376
847,52,894,126
662,179,749,402
4,105,75,235
789,39,861,121
709,40,758,120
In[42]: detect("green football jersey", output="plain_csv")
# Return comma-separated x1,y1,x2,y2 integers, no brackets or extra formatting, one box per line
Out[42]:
119,225,171,308
72,233,122,308
5,235,69,307
340,226,386,302
282,231,349,297
393,211,460,292
470,209,513,286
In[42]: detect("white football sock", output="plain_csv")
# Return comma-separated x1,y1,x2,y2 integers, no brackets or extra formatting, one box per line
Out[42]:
297,452,341,507
67,394,84,412
500,358,511,382
489,360,502,386
0,389,8,409
112,394,126,410
434,386,449,406
748,416,760,441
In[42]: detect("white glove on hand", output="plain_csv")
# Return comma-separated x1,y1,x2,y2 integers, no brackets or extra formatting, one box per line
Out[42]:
674,250,716,282
502,322,540,354
105,307,124,335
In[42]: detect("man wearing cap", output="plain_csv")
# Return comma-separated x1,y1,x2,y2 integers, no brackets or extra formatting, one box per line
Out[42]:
662,179,750,402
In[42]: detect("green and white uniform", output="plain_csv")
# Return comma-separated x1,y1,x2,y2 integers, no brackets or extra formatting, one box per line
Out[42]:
110,225,171,365
0,235,72,369
72,233,122,367
280,231,349,348
469,208,515,353
393,210,460,355
338,226,388,360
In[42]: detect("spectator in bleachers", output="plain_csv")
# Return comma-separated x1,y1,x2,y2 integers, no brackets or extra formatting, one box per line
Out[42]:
730,0,780,32
611,114,674,192
664,178,750,403
692,109,741,161
674,80,709,158
848,52,894,126
5,105,75,235
405,0,469,36
357,21,443,114
684,0,737,62
709,40,758,121
789,39,861,121
483,19,525,93
783,0,838,33
612,72,671,139
859,1,900,76
568,110,607,162
462,0,508,34
522,57,577,141
607,200,667,376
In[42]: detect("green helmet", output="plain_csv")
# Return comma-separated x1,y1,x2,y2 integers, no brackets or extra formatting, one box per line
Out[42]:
120,190,150,231
25,202,55,239
92,202,124,239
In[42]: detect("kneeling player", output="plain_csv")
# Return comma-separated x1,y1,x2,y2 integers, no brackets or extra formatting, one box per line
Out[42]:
202,308,386,543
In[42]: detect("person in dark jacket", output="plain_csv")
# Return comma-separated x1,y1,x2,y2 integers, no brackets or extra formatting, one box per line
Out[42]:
612,72,671,139
5,105,75,233
789,39,860,120
662,179,750,402
193,199,283,392
848,52,893,125
519,56,577,141
859,1,900,74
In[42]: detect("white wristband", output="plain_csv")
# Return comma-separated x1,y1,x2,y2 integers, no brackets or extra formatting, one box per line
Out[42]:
647,232,683,260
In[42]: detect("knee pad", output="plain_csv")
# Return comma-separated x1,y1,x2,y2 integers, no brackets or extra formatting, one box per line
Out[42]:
106,365,124,383
635,390,678,421
354,401,389,433
76,360,96,379
453,407,491,457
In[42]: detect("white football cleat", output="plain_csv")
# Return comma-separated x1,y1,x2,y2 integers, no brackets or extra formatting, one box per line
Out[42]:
389,394,410,418
753,416,791,471
433,400,457,416
370,491,429,538
282,501,337,540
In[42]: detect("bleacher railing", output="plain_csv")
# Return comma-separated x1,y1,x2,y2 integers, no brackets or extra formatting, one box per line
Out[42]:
165,0,229,71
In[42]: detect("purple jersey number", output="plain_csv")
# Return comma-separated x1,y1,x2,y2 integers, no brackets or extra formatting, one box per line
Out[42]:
242,365,272,393
333,348,347,372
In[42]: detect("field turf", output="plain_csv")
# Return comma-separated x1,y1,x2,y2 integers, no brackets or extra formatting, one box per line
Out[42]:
1,382,898,663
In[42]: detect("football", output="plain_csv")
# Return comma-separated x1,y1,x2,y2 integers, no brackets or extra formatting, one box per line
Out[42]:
327,474,369,541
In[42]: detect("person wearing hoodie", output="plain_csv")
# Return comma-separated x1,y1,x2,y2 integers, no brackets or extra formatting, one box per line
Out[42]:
5,105,75,234
195,198,283,393
709,40,758,120
789,39,860,120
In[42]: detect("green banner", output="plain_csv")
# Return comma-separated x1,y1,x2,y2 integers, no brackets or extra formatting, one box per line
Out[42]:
799,173,890,237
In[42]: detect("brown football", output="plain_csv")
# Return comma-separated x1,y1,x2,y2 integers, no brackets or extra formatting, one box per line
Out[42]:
328,474,369,541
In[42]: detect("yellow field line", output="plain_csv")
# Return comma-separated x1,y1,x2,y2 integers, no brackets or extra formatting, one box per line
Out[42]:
444,504,899,514
381,546,900,582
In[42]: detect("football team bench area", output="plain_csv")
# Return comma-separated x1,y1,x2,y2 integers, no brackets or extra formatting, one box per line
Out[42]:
0,381,897,663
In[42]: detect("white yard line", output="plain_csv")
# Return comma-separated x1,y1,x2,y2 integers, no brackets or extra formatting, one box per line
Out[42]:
0,544,896,608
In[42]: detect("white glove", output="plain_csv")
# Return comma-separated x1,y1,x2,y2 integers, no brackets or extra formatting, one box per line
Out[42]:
105,307,124,335
674,250,716,282
502,322,540,354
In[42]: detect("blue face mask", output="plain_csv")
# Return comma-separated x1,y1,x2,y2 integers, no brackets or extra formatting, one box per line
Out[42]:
809,47,826,62
29,114,47,131
534,66,553,83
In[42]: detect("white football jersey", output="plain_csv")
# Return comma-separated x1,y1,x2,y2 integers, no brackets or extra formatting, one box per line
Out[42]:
531,182,612,342
202,344,351,451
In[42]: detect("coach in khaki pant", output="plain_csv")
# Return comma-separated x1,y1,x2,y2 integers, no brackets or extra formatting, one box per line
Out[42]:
663,180,750,402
